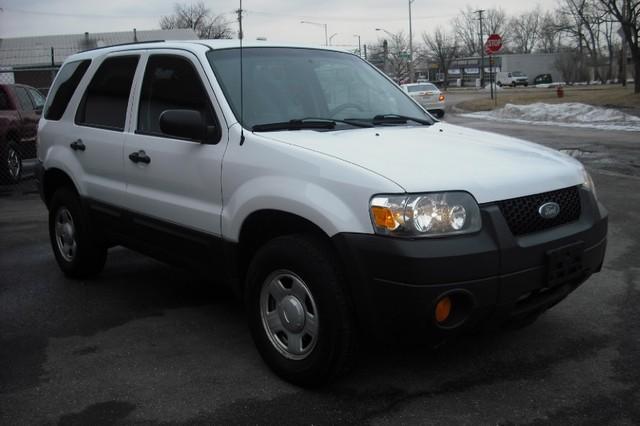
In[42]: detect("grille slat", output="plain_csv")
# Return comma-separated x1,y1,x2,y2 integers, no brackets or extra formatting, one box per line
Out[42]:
497,186,581,236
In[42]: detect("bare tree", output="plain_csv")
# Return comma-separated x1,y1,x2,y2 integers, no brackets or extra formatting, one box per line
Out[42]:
160,2,232,39
555,48,591,83
559,0,609,82
386,32,412,82
485,8,512,48
452,6,479,56
599,0,640,93
422,27,459,88
510,8,543,53
539,11,565,52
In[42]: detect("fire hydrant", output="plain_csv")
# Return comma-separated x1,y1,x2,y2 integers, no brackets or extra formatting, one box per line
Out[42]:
557,85,564,98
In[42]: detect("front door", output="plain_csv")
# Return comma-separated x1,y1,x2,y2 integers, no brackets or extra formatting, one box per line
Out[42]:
123,51,228,237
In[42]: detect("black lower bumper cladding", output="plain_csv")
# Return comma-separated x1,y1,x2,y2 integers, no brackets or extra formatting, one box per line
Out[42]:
332,187,608,341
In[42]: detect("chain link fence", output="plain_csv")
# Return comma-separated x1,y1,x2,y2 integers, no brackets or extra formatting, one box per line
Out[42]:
1,47,61,197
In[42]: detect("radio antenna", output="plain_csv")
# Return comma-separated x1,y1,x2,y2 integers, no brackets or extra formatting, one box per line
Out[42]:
237,0,246,145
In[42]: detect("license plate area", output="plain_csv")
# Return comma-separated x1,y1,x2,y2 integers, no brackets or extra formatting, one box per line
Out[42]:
546,241,585,287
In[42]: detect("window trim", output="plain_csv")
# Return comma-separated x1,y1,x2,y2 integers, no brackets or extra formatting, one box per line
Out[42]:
74,54,140,133
134,53,222,144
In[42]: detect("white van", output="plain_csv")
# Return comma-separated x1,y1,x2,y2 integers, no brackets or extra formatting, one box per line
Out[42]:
497,71,529,87
36,40,607,386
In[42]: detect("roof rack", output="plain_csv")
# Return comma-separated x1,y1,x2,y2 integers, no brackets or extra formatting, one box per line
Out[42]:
79,39,165,53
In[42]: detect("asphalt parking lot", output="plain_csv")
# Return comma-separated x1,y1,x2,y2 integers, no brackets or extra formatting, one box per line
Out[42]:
1,109,639,424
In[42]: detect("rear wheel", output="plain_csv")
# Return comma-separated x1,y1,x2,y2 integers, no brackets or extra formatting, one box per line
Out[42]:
245,234,357,386
49,187,107,278
1,142,22,185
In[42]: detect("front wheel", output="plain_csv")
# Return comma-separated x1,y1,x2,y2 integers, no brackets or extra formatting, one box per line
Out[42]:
245,234,357,386
49,187,107,278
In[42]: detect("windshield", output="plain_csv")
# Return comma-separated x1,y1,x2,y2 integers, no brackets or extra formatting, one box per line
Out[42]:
511,71,524,77
407,84,436,92
207,47,431,129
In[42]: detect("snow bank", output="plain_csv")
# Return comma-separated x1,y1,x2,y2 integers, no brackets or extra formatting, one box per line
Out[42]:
459,102,640,132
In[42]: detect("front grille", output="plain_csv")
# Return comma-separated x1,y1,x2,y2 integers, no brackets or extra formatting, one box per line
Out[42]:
497,186,581,236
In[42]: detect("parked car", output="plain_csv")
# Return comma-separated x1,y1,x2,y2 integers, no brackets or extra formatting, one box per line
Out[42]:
400,82,446,117
37,41,607,386
496,71,529,87
0,83,46,183
534,74,553,85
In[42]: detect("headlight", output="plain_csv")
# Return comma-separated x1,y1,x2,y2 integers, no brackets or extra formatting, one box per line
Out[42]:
582,169,597,200
370,192,482,237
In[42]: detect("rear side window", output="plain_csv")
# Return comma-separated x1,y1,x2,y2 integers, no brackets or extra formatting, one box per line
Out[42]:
14,87,34,111
76,56,139,131
137,54,218,140
0,89,9,110
28,88,46,110
44,60,91,120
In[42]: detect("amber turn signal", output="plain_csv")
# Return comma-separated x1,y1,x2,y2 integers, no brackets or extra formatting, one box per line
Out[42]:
435,296,452,323
371,206,398,231
439,94,445,102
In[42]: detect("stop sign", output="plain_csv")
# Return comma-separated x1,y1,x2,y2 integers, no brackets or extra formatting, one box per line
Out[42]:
485,34,502,54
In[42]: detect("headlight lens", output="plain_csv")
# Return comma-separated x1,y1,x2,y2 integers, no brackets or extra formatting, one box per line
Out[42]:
370,192,481,237
582,169,597,200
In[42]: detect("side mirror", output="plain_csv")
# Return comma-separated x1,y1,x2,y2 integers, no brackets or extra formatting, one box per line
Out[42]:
159,109,215,143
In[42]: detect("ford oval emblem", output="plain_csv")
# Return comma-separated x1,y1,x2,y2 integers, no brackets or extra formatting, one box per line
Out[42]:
538,202,561,219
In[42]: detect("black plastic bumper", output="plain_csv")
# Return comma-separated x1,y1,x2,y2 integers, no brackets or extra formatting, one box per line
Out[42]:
332,187,607,342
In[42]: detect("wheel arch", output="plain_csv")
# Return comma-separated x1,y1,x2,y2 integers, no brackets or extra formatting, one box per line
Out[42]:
42,167,80,207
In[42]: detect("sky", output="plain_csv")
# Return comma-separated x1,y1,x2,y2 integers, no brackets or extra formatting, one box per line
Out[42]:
0,0,558,47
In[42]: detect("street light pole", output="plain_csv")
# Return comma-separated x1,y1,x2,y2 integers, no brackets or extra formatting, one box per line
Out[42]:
301,20,329,46
354,34,362,57
408,0,415,83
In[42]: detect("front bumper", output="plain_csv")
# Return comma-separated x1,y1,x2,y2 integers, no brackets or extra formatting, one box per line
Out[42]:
332,187,607,341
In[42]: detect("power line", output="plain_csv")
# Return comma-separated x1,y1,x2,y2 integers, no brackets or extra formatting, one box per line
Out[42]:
1,7,171,19
246,9,455,22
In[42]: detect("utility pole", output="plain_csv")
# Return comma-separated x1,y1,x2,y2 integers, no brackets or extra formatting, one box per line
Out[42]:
236,3,243,40
301,21,328,46
354,34,362,57
408,0,415,83
475,9,485,88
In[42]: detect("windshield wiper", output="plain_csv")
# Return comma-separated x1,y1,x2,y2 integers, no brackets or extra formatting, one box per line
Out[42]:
252,117,372,132
371,114,433,126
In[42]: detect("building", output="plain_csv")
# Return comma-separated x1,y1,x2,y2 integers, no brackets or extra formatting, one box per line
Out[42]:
0,28,197,91
447,53,562,86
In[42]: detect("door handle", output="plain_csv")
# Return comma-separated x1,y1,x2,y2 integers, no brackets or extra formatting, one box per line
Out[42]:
70,139,86,151
129,150,151,165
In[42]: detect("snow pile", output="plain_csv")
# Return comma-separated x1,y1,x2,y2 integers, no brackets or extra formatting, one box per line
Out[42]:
460,102,640,132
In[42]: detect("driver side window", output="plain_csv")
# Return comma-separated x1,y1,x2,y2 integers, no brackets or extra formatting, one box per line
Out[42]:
137,54,219,141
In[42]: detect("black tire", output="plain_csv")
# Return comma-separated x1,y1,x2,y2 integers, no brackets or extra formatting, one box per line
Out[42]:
1,142,22,185
49,187,107,279
497,81,502,87
245,234,357,386
435,109,445,118
511,81,517,88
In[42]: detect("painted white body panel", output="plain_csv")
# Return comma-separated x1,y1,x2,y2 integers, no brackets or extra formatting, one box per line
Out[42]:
39,41,587,244
256,122,585,204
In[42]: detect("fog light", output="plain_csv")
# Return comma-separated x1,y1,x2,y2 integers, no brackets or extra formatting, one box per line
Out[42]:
435,296,452,323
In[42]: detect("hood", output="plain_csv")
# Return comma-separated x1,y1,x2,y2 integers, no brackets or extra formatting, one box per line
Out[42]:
258,122,585,204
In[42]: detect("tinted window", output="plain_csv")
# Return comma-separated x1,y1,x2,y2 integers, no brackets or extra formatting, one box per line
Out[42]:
0,89,9,110
28,88,46,109
14,87,34,111
138,55,216,139
76,56,139,131
44,60,91,120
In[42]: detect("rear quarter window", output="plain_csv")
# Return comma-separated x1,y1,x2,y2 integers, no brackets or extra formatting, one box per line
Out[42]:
44,59,91,120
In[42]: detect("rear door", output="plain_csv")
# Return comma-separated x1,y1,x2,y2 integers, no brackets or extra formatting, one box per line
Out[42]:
123,50,228,236
12,86,39,148
72,53,140,205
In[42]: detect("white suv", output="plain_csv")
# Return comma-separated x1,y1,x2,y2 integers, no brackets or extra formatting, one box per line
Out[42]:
36,41,607,386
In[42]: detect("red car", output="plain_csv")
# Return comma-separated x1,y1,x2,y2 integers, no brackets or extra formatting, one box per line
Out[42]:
0,83,45,184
